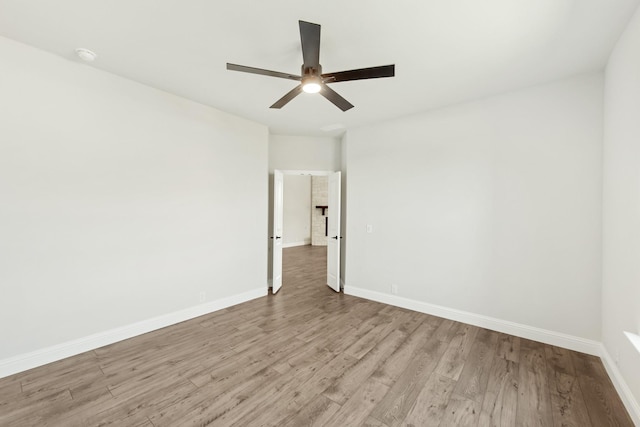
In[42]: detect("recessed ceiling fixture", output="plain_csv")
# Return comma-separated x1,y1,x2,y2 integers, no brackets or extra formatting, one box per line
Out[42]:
75,48,97,62
227,20,395,111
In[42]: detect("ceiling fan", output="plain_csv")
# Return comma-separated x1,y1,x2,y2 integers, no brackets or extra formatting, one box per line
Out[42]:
226,20,395,112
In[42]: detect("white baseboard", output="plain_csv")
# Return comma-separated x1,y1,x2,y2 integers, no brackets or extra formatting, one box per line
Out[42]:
0,287,267,379
283,240,311,248
344,286,640,423
599,344,640,426
344,286,601,356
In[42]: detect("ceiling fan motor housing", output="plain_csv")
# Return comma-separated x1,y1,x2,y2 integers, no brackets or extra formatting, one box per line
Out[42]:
302,64,323,89
302,64,322,77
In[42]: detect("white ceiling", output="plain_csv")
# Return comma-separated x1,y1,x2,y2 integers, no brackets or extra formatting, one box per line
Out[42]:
1,0,638,136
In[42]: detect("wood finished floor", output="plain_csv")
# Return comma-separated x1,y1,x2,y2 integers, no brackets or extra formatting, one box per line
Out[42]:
0,245,633,426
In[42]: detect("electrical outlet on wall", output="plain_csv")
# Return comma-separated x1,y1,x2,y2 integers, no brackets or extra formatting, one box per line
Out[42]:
199,292,206,303
391,284,398,294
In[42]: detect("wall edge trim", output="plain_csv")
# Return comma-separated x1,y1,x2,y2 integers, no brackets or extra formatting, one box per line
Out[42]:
0,287,267,379
599,344,640,425
344,286,601,355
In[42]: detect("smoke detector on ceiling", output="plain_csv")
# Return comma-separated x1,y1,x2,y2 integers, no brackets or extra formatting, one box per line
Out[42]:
75,48,97,62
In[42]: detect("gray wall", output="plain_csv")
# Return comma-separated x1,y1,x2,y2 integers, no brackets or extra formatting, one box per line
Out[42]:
345,72,603,341
283,175,311,246
0,36,268,361
602,3,640,411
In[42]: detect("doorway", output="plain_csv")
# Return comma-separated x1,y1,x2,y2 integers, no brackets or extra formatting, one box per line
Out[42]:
270,169,341,294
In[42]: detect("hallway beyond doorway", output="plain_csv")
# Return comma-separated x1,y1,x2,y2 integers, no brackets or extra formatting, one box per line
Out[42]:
281,245,328,294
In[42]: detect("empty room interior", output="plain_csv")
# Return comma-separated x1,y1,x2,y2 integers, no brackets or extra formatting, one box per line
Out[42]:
1,1,640,426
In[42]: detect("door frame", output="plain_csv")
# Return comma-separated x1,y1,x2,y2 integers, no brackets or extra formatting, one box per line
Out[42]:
268,169,342,293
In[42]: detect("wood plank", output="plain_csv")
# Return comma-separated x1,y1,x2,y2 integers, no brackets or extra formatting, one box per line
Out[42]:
571,351,634,427
323,329,408,405
77,380,196,426
279,394,341,427
343,312,396,359
42,386,114,426
496,333,520,363
148,367,281,426
477,357,518,427
0,389,73,426
438,394,481,427
0,381,22,402
106,360,202,402
547,371,592,427
434,322,480,381
323,377,391,427
272,340,336,375
344,309,421,360
223,362,325,426
543,344,591,427
369,330,453,426
187,334,306,390
431,318,457,342
370,318,439,387
20,353,102,394
516,339,553,427
245,352,359,426
544,344,576,376
402,373,456,427
452,328,499,403
321,310,391,356
362,416,390,427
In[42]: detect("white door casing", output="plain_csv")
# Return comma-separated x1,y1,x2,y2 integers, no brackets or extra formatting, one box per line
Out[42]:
272,170,284,293
327,171,341,292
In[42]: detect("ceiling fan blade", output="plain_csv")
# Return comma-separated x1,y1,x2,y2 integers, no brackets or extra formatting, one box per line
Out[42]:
320,84,354,112
299,20,321,69
322,64,395,83
270,85,304,109
227,63,301,81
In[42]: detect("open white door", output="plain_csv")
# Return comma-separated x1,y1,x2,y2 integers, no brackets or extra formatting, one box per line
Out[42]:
327,171,341,292
272,170,284,293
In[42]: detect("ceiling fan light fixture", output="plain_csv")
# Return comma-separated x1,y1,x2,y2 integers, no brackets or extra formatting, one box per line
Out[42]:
302,77,321,93
302,82,321,93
